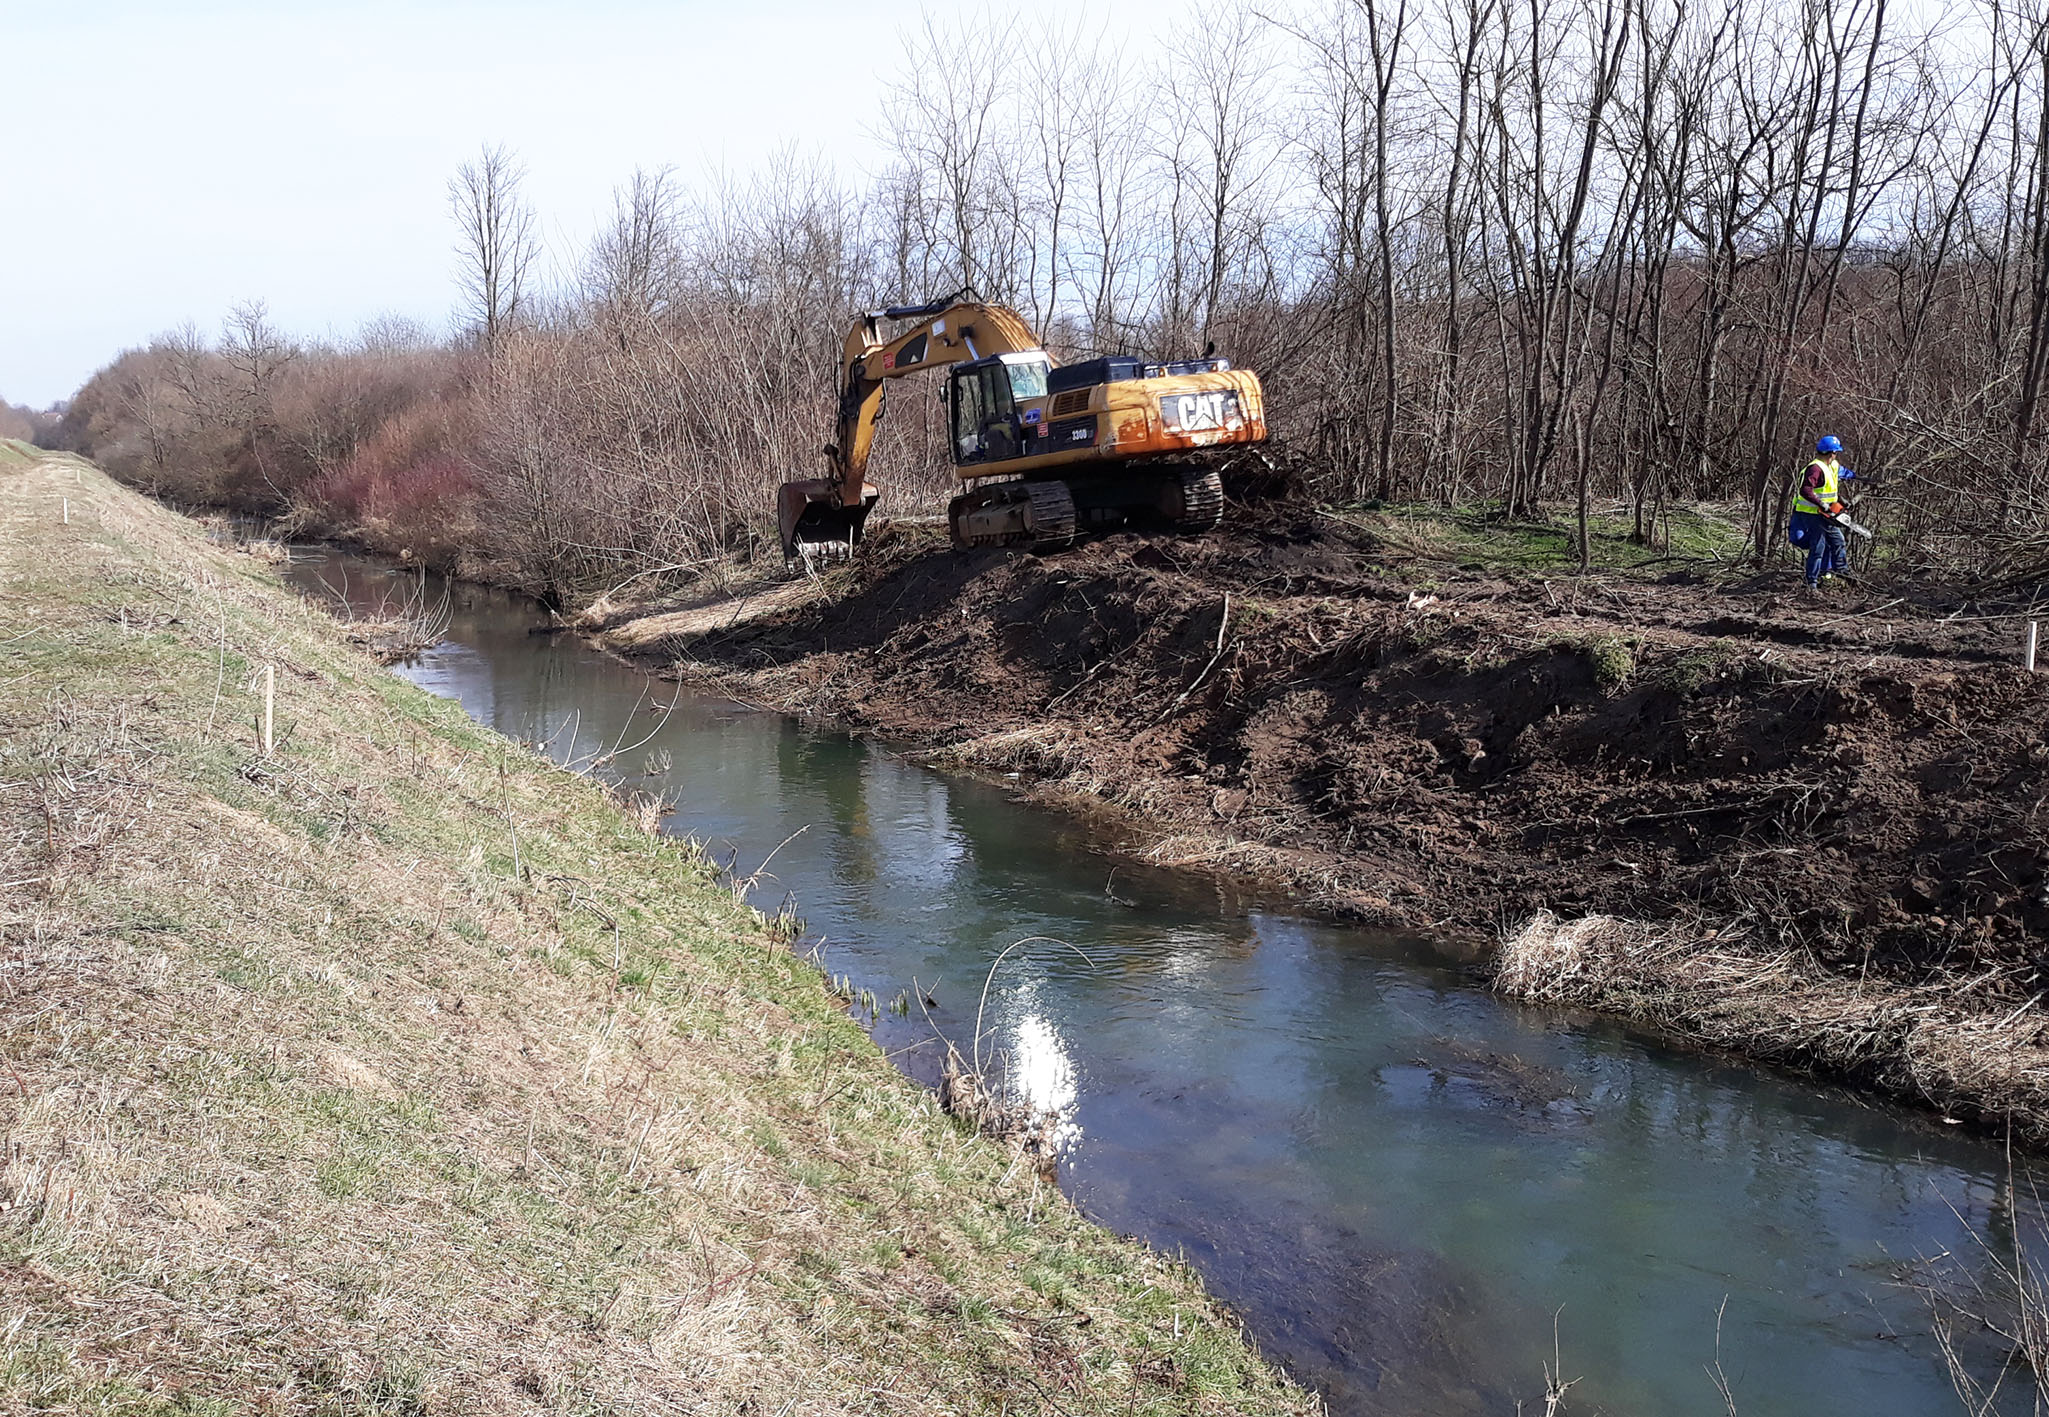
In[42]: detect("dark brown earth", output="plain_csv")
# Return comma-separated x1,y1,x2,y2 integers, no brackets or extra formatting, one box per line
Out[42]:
586,501,2049,1122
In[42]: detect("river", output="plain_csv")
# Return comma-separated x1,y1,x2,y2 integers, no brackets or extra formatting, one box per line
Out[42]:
284,547,2037,1416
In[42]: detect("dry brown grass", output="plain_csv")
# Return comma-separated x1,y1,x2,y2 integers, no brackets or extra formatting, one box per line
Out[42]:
586,575,823,655
0,452,1315,1415
1496,911,2049,1139
1912,1168,2049,1416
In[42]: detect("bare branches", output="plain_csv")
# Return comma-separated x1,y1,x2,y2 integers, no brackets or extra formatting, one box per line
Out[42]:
448,143,540,357
62,4,2049,588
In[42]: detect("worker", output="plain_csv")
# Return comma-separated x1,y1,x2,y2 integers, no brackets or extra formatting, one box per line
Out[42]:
1789,435,1857,589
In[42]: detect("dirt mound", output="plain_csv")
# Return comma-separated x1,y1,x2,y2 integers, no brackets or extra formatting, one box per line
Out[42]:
623,508,2049,1044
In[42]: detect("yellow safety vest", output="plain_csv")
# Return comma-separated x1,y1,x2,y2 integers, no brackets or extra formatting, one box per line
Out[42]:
1793,457,1840,516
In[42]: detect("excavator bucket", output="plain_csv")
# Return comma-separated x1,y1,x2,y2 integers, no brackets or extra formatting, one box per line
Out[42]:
777,478,879,559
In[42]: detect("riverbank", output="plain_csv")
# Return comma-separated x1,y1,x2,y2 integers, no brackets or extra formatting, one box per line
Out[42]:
586,508,2049,1140
0,450,1313,1414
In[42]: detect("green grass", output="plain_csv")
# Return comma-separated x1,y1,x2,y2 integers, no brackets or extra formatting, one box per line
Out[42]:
0,450,1313,1415
1582,632,1637,688
1667,639,1743,694
1353,499,1748,574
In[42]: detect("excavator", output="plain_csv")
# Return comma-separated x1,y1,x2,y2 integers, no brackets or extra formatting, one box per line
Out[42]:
776,296,1268,557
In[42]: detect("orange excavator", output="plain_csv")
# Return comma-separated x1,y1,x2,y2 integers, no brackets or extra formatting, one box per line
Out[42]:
776,296,1269,556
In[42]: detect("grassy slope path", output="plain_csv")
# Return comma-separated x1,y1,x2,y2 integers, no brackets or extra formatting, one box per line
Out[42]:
0,447,1312,1416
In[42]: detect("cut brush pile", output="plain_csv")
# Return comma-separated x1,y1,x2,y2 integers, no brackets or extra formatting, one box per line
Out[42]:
0,450,1312,1415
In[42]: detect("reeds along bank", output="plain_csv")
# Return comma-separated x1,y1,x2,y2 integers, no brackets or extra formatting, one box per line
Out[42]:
58,0,2049,592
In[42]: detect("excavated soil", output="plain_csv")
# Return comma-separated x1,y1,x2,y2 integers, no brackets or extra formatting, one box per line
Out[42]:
589,505,2049,1114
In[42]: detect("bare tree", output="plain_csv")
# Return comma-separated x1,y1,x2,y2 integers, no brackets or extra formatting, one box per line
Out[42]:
449,143,541,355
1071,40,1152,349
586,166,680,327
220,299,297,416
1156,2,1288,355
883,15,1020,299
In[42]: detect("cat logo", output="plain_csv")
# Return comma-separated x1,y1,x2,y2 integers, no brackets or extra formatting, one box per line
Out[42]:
1161,391,1241,435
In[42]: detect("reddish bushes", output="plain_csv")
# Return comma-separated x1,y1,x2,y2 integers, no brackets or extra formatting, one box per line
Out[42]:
309,398,480,569
62,321,482,568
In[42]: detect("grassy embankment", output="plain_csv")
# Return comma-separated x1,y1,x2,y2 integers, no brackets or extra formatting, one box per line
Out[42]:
0,448,1312,1415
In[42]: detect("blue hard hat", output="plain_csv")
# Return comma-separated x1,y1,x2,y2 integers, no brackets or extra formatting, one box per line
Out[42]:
1816,435,1843,454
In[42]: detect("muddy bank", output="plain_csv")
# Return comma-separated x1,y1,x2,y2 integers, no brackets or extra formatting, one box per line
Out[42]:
589,507,2049,1133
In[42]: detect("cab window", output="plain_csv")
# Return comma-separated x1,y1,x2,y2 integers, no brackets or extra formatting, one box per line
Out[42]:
952,360,1030,464
1006,359,1050,401
978,364,1016,421
978,365,1019,460
952,370,988,460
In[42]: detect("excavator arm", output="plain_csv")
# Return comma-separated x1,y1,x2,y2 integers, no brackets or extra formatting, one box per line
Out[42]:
777,298,1044,556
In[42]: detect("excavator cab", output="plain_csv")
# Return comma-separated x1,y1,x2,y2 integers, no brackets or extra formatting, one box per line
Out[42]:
948,354,1051,468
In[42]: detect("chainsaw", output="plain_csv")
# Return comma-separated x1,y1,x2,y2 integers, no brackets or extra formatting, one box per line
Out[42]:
1825,503,1874,539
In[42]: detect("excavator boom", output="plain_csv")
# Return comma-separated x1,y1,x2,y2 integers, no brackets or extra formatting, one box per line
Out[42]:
778,300,1041,556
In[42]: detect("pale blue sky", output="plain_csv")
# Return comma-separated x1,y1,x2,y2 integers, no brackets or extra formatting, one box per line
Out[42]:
1,0,1153,407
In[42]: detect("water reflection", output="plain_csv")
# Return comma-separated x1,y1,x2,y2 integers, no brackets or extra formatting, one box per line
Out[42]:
285,549,2043,1417
1000,993,1082,1156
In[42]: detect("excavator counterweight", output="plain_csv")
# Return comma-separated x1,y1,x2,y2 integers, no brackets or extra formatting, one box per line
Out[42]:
776,298,1266,557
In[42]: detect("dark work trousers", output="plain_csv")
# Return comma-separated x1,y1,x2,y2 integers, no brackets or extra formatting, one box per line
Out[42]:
1791,511,1847,584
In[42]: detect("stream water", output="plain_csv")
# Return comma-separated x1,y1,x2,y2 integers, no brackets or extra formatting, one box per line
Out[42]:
285,547,2040,1416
